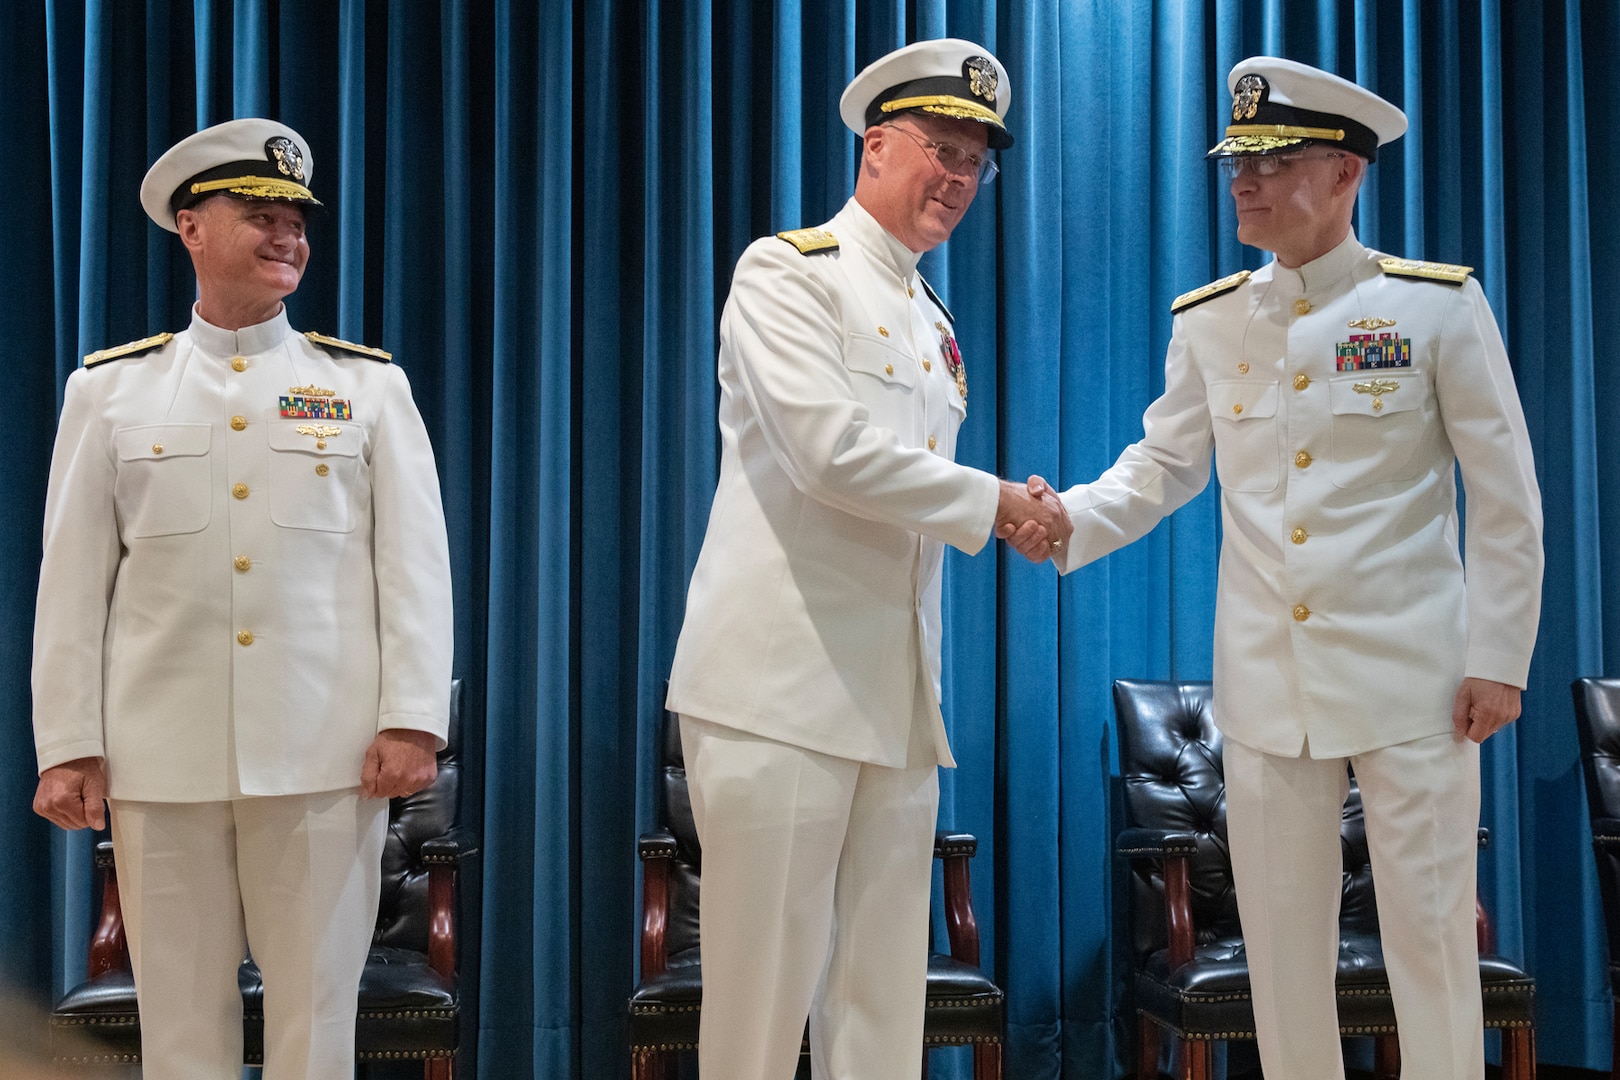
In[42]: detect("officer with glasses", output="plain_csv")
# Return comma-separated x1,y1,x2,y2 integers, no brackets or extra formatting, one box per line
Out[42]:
668,37,1067,1080
1012,56,1543,1079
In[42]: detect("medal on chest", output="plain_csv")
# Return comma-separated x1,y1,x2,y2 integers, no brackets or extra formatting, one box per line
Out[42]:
280,384,353,420
937,322,966,407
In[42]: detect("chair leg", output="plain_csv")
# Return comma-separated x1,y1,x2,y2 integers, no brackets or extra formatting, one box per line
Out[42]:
1176,1037,1212,1080
631,1049,670,1080
1502,1025,1536,1080
424,1056,452,1080
972,1041,1002,1080
1137,1015,1159,1080
1373,1033,1399,1080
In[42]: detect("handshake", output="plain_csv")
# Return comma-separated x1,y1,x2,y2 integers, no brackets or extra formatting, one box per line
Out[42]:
993,474,1072,564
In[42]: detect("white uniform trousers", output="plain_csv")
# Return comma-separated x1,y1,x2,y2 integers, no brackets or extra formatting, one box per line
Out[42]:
1224,731,1484,1080
679,708,940,1080
108,791,388,1080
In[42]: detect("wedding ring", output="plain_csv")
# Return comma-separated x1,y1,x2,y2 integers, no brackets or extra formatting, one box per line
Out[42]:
1050,539,1064,552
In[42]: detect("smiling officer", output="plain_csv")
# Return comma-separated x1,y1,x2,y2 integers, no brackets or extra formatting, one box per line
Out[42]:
1022,58,1544,1079
30,118,453,1079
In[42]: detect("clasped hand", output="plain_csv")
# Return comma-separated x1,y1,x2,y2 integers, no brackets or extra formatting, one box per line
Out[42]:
994,474,1071,564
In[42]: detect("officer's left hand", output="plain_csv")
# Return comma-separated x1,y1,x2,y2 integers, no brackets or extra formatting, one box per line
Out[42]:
1451,677,1522,743
361,729,439,799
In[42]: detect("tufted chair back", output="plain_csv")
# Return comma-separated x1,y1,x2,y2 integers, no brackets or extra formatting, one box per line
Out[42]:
1572,676,1620,1051
1112,680,1379,965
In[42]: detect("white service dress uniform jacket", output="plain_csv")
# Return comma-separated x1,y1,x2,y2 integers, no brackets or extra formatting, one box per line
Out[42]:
1052,233,1542,756
32,306,454,799
667,197,1000,766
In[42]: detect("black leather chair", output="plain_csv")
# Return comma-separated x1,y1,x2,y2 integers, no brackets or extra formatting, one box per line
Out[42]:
1572,676,1620,1080
628,706,1004,1079
1112,679,1536,1080
49,680,481,1079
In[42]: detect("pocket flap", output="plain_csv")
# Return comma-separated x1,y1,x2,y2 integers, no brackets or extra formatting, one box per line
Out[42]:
115,423,210,461
1208,380,1278,421
844,334,916,387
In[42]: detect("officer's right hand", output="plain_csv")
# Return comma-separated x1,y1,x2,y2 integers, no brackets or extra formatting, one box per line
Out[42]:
34,758,108,831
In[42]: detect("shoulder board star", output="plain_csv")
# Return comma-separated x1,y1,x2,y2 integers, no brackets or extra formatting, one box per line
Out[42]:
775,228,839,255
84,332,175,368
305,332,393,362
1171,270,1251,314
1378,257,1472,285
916,273,954,325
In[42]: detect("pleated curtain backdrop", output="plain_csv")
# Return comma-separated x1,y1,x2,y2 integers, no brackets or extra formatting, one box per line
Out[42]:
0,2,1613,1077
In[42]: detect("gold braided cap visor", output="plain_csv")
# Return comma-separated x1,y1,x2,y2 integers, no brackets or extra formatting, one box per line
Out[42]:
188,175,321,204
880,94,1007,131
1208,124,1348,158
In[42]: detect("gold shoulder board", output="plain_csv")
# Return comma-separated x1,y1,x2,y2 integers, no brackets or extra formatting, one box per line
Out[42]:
83,332,175,368
775,228,840,255
1171,270,1251,314
305,332,393,362
917,273,954,324
1378,257,1472,285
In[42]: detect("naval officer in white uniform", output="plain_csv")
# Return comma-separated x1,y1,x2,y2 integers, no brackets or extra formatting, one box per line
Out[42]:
1012,57,1543,1079
667,39,1067,1079
30,118,453,1079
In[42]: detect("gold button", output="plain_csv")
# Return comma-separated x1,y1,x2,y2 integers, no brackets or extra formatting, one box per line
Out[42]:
1291,527,1308,545
1293,373,1310,391
232,483,249,500
237,630,255,646
315,463,330,477
151,443,164,454
1295,450,1313,469
234,555,252,572
1292,604,1311,622
230,415,247,431
884,364,894,376
1237,362,1250,374
316,439,327,449
1293,298,1312,316
1232,403,1243,415
878,326,889,337
1372,398,1384,411
923,360,932,372
928,435,938,451
230,356,247,372
907,286,915,298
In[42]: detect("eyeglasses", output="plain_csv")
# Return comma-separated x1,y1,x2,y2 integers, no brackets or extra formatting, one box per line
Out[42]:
885,124,999,184
1218,150,1346,180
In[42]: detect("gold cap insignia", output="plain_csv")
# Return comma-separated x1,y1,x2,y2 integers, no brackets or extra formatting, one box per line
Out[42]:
964,56,998,103
1232,74,1265,121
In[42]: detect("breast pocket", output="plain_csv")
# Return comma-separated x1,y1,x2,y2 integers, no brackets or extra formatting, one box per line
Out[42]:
844,333,919,439
114,424,212,538
1328,372,1430,489
267,421,363,533
1208,381,1281,493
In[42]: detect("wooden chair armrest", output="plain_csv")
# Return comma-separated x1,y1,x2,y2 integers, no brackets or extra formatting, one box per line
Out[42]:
88,840,129,978
639,830,676,978
422,828,480,981
934,831,980,966
1114,829,1200,969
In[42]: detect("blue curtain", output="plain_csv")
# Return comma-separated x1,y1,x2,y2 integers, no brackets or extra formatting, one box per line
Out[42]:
0,2,1612,1077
